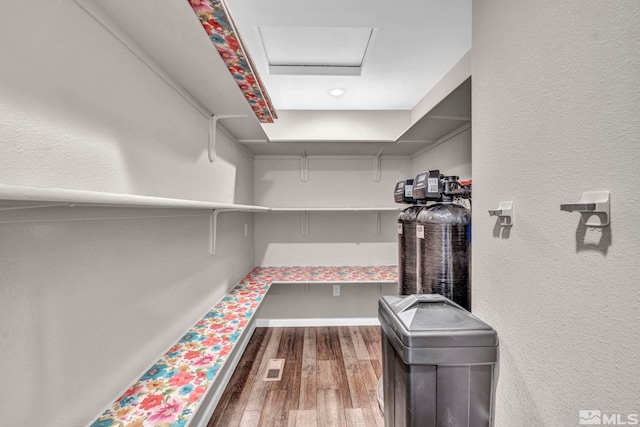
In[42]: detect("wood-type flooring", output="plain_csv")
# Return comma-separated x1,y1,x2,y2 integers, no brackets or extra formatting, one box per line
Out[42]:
207,326,384,427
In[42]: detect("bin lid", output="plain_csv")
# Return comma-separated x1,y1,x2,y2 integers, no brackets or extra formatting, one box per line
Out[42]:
379,294,498,348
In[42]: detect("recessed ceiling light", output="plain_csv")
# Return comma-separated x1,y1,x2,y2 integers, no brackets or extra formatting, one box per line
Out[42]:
328,87,347,97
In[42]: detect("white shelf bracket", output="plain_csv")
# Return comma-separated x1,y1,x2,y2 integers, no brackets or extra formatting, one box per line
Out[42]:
375,210,382,235
208,115,247,163
210,208,243,255
372,149,383,182
561,191,610,227
300,211,309,236
300,151,309,182
488,201,514,226
209,211,219,255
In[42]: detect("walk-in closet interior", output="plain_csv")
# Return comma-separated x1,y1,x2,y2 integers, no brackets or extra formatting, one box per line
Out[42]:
1,1,638,426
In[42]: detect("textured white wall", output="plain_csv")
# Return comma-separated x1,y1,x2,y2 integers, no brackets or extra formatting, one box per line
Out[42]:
472,1,640,425
255,210,400,266
0,2,253,203
254,156,410,266
254,156,410,208
411,127,472,180
0,2,254,426
257,282,398,323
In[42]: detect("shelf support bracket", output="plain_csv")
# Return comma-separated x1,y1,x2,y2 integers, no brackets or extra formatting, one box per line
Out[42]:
210,211,220,255
210,208,243,255
300,211,309,236
488,201,514,226
560,191,610,227
300,151,309,182
208,115,247,163
375,210,382,235
372,149,383,182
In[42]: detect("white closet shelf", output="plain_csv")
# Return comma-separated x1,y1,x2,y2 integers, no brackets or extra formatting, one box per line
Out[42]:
0,185,402,213
0,184,269,212
267,207,400,212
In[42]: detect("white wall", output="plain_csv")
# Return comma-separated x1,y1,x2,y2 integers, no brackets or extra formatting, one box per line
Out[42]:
472,1,640,425
411,127,472,180
254,156,411,266
256,282,398,324
0,2,254,426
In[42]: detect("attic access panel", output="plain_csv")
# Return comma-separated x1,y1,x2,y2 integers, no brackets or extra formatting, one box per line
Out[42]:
258,26,374,76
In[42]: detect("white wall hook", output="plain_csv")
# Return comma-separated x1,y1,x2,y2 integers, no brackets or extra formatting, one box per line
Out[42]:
560,191,610,227
488,201,514,226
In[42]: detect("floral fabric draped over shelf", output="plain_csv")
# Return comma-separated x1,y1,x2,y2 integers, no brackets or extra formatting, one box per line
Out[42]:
188,0,277,124
89,266,397,427
90,279,269,427
248,265,399,283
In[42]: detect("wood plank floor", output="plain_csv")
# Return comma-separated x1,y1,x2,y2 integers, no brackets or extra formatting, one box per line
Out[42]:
208,326,384,427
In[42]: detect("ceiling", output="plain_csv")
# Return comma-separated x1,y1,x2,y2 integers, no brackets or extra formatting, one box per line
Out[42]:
77,0,472,156
226,0,471,111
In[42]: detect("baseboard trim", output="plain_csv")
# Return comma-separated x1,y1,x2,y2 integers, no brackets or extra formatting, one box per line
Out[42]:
255,317,380,327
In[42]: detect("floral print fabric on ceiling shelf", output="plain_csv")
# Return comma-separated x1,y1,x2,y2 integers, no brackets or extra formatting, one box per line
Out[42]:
188,0,277,124
89,265,397,427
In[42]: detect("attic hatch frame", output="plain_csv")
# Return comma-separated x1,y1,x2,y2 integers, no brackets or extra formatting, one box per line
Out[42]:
257,26,376,77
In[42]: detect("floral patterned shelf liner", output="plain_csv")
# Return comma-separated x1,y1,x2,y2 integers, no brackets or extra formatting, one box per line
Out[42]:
90,265,398,427
188,0,277,124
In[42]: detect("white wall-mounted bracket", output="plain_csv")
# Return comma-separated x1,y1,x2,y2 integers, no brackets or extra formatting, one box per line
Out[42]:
560,191,610,227
488,201,514,226
300,211,309,236
372,149,383,182
210,208,243,255
375,211,382,235
208,115,247,163
300,150,309,182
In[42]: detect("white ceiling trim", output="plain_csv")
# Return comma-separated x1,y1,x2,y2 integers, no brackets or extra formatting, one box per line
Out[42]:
262,109,411,142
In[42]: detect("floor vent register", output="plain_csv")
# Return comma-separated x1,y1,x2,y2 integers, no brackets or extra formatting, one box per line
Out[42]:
263,359,285,381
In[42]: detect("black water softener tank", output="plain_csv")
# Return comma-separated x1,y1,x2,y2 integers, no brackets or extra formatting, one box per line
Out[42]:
416,176,471,310
395,180,423,295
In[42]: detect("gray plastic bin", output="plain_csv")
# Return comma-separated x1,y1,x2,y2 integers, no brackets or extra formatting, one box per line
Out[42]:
379,294,498,427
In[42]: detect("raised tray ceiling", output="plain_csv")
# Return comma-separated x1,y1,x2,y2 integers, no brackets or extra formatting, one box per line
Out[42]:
75,0,471,157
